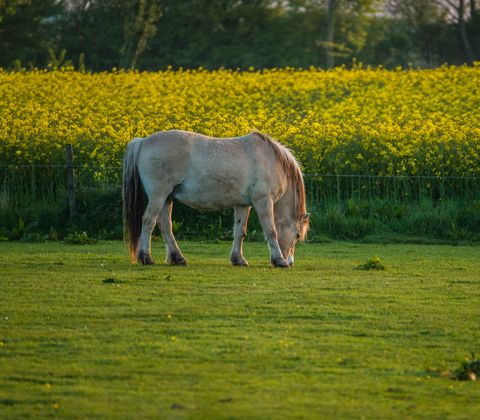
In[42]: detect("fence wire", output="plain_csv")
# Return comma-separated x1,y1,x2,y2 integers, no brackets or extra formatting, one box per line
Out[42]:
1,164,479,210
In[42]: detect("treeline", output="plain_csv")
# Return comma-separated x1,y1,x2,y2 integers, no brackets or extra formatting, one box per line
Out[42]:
1,0,479,71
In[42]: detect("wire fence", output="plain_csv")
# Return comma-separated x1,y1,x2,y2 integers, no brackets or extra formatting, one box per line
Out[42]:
1,163,479,213
304,173,480,203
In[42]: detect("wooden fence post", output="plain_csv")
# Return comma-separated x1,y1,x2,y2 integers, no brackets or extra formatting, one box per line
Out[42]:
66,144,76,219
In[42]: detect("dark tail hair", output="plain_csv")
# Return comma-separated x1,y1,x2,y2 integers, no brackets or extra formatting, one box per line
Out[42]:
122,138,145,260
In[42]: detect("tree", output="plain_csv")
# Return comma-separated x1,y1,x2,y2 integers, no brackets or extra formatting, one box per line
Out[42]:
0,0,62,68
387,0,479,65
301,0,377,68
0,0,22,24
2,0,477,70
433,0,478,62
326,0,336,68
121,0,161,70
385,0,448,66
141,0,283,70
58,0,126,70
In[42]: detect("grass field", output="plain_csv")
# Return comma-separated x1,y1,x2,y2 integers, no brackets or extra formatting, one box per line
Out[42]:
0,240,479,418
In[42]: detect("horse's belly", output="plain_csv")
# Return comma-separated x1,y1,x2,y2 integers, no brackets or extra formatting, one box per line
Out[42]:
173,181,250,210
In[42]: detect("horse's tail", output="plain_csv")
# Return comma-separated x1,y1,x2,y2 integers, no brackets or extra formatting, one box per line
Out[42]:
122,137,145,261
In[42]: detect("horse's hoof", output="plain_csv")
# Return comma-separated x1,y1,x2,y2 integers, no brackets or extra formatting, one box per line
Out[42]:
230,254,249,267
138,250,154,265
169,253,188,266
271,257,289,268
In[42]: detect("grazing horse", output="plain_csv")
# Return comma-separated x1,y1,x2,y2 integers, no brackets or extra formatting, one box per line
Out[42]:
122,130,309,267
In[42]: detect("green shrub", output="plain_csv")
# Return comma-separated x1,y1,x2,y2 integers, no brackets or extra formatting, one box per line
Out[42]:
357,256,386,271
20,232,44,243
64,231,97,245
453,353,480,381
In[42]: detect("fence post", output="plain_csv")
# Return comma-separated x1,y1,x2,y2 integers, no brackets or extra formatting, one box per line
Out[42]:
31,162,36,202
66,144,76,219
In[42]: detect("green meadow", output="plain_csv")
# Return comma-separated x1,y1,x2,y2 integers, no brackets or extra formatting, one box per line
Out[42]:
0,241,479,418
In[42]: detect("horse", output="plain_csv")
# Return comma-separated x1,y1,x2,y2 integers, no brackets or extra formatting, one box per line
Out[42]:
122,129,309,268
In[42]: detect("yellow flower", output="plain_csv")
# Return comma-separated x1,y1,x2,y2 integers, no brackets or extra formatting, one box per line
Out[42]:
0,67,478,178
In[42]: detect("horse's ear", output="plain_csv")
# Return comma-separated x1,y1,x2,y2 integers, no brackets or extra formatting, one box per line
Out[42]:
301,213,310,223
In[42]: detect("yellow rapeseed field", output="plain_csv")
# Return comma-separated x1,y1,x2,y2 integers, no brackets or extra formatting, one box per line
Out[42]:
1,65,479,178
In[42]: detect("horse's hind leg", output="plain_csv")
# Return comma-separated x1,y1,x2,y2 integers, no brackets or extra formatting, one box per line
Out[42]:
158,200,188,266
138,197,165,265
230,206,251,266
252,197,289,268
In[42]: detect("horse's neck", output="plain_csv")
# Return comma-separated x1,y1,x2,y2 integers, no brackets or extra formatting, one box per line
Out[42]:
274,182,296,222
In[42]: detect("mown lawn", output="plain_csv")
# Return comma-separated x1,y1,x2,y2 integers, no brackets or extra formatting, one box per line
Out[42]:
0,241,479,418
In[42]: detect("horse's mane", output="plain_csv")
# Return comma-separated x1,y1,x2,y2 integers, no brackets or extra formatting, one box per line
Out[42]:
252,131,309,239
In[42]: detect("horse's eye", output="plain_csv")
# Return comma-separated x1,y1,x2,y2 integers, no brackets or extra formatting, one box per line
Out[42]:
295,232,300,240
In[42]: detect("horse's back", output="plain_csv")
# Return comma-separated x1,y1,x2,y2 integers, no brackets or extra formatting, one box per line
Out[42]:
138,129,262,173
135,130,282,209
139,129,195,158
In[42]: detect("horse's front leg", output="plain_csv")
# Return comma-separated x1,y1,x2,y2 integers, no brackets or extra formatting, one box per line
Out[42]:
252,197,289,268
230,206,251,266
158,200,188,266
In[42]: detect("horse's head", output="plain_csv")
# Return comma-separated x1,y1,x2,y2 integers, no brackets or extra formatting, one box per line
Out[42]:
276,213,309,266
